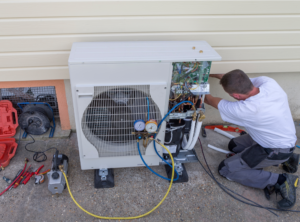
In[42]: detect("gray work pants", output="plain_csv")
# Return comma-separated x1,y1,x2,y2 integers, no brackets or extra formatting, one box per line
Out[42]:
219,134,293,189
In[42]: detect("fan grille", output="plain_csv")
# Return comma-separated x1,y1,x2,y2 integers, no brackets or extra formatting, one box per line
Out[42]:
81,85,162,157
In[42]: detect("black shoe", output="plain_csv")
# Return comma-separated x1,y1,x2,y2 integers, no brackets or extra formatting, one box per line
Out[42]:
282,153,300,173
276,173,299,210
263,185,275,201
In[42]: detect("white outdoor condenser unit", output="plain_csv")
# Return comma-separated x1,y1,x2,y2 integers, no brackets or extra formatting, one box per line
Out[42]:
68,41,221,172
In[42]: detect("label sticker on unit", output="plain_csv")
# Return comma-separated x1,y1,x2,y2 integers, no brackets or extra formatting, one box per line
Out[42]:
163,145,177,154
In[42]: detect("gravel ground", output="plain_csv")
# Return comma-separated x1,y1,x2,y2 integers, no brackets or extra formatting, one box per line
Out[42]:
1,123,300,222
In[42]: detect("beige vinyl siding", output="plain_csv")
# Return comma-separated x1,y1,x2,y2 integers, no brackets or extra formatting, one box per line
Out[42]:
2,46,300,68
2,16,300,36
1,1,300,18
0,0,299,81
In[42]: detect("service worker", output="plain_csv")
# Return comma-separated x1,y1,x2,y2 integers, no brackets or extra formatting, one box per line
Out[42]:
205,69,299,210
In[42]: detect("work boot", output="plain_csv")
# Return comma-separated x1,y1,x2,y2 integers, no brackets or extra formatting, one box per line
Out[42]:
263,185,275,201
282,153,300,173
276,173,299,210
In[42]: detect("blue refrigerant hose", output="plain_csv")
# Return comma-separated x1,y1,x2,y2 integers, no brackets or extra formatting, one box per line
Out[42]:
154,100,194,160
137,142,179,181
139,100,194,181
151,100,195,180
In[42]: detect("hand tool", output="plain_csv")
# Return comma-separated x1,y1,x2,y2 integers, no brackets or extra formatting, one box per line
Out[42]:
0,158,28,196
204,125,245,134
34,174,45,184
20,171,30,184
13,165,32,188
33,167,50,185
3,176,11,184
8,169,23,191
23,165,44,185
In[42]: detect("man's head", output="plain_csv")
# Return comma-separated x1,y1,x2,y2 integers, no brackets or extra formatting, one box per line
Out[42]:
220,69,255,100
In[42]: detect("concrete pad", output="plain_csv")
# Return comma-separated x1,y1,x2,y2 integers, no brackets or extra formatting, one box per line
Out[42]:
1,127,300,222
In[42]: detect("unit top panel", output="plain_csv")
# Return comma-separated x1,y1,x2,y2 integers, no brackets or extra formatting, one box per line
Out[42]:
68,41,221,64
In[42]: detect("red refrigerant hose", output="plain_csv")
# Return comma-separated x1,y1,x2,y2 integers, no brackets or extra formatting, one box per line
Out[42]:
0,158,28,196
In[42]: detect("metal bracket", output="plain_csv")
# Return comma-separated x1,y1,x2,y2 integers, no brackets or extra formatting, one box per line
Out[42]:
166,108,205,121
160,149,199,165
190,83,210,95
99,168,108,181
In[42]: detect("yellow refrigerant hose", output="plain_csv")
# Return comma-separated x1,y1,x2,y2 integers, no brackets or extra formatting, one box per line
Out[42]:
61,139,174,220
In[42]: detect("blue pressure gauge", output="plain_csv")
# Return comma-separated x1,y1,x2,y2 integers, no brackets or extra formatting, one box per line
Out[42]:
134,119,145,131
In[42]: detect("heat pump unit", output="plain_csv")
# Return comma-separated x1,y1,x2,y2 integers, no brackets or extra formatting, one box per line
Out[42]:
68,41,221,174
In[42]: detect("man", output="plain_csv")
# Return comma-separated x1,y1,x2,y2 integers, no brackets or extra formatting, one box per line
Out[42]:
205,69,299,210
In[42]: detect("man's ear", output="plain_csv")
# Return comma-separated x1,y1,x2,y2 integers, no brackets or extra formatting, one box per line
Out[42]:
231,93,240,100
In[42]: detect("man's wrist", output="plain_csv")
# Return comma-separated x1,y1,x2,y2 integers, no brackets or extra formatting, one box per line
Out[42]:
210,74,224,80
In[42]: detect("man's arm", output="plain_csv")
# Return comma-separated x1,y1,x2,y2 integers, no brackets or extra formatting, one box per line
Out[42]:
204,94,222,109
209,74,224,80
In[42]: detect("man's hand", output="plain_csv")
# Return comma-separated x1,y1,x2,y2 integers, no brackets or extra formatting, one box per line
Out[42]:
204,94,222,109
209,74,224,80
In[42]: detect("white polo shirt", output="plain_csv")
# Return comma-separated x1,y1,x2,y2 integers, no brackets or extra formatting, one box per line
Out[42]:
218,76,296,148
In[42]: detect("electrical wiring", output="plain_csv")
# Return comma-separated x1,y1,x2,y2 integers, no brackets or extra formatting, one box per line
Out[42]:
24,133,57,162
0,159,28,196
196,137,277,216
158,101,195,130
62,139,175,220
196,137,300,215
179,63,198,80
189,84,199,90
190,62,199,73
169,94,182,101
184,82,194,98
164,125,185,145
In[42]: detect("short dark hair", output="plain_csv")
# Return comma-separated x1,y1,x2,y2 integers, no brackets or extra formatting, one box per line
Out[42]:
220,69,253,94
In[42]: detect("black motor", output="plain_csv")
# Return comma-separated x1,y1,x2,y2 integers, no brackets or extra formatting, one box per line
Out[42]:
18,104,53,135
164,119,185,158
